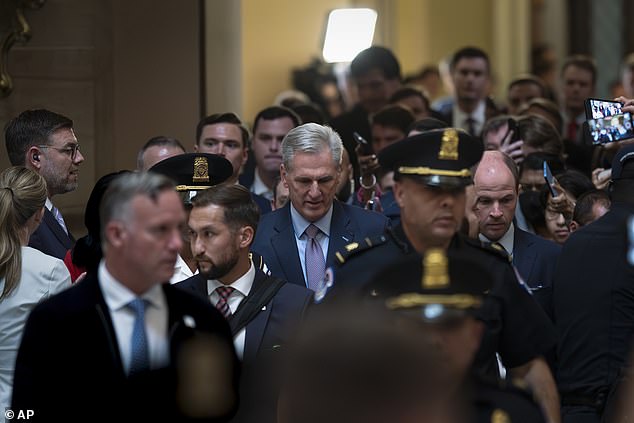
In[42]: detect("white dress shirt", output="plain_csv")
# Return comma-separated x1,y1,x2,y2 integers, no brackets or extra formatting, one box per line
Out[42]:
251,170,273,200
169,254,198,284
98,261,169,374
290,204,332,285
479,223,515,261
453,100,486,136
207,262,256,359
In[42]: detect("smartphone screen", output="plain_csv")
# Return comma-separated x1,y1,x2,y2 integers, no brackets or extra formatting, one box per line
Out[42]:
543,161,558,198
588,112,634,145
585,98,623,120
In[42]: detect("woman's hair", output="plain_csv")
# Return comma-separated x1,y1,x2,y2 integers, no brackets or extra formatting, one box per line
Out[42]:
0,166,47,299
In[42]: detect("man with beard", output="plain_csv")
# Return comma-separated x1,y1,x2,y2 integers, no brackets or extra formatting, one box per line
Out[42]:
5,109,85,259
178,184,312,423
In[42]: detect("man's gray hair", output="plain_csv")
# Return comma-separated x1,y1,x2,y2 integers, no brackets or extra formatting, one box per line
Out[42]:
282,123,343,171
100,172,175,247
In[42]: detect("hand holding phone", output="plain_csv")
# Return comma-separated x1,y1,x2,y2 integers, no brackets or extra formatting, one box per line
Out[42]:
499,118,524,165
353,132,374,156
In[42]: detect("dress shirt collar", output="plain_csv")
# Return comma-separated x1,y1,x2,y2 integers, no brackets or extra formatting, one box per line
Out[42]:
45,198,53,212
454,99,486,128
479,222,515,255
289,203,333,239
99,260,166,311
207,261,256,298
252,169,273,199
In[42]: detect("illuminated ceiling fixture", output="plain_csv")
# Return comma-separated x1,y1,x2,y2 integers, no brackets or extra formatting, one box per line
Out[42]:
322,8,377,63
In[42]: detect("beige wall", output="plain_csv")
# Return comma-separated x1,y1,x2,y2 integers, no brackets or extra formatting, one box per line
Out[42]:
212,0,529,122
239,0,351,123
0,0,535,233
1,0,201,234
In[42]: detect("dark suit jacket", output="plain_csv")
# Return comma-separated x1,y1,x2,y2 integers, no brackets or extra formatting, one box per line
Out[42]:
512,227,560,318
176,269,313,363
12,273,239,422
177,268,312,423
28,207,74,260
437,98,501,137
251,201,390,286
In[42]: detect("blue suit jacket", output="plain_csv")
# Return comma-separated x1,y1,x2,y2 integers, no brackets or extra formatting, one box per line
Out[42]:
176,268,312,364
251,201,390,287
512,227,560,318
28,208,74,260
177,269,312,423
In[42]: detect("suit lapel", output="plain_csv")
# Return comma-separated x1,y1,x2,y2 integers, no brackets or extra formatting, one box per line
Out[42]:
43,208,74,248
271,205,305,286
326,202,354,266
186,275,208,299
88,275,126,378
513,228,536,283
243,271,272,363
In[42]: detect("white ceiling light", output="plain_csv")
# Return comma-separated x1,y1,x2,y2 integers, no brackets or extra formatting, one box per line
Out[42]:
322,8,377,63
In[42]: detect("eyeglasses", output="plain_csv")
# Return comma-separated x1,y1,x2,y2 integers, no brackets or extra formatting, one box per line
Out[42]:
37,144,81,160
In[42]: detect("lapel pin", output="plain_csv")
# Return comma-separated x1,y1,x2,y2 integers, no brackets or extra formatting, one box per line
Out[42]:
183,315,196,328
261,305,267,311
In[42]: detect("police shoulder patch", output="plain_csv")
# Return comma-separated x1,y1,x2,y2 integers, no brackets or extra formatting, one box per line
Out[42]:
335,234,388,265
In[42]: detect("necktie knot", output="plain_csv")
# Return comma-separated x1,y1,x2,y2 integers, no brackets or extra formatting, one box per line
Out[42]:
465,117,476,136
127,297,147,316
489,242,512,263
305,224,320,240
215,286,235,301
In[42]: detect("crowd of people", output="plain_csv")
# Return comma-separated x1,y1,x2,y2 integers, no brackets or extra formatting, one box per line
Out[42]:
2,43,634,422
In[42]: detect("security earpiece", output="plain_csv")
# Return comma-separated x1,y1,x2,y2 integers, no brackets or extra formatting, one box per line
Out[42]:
33,153,40,161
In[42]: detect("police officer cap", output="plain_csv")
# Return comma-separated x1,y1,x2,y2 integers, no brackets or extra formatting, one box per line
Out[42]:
364,249,493,324
378,127,483,188
149,153,233,202
611,144,634,180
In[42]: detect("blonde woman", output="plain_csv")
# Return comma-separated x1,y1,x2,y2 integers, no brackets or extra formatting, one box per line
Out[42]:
0,166,71,411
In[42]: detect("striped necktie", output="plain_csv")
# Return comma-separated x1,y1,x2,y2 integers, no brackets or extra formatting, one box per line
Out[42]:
215,286,235,319
51,205,68,235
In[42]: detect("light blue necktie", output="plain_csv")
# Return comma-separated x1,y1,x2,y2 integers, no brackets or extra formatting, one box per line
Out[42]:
51,205,68,235
305,224,326,292
127,298,150,376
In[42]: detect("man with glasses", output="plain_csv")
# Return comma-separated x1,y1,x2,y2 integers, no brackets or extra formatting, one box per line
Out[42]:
5,109,85,259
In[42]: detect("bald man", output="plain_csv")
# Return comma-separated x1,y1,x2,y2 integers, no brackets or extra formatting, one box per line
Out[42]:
473,151,560,315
